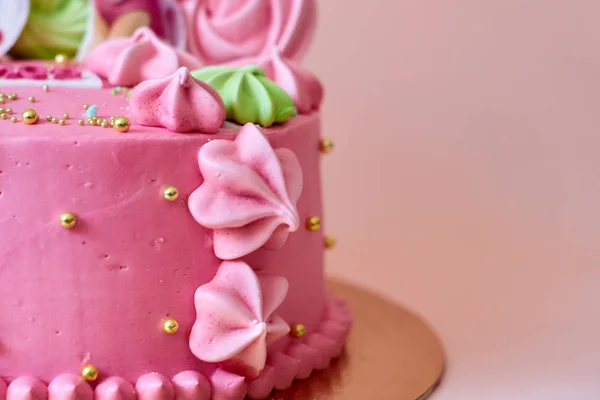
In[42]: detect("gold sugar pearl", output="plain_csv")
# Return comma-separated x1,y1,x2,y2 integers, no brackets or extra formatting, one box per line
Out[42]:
324,235,336,249
81,364,98,382
290,323,306,338
78,119,85,126
42,84,50,92
113,116,130,133
163,186,179,202
6,108,12,114
0,113,7,120
62,113,70,119
52,117,59,124
319,138,334,154
55,54,70,67
0,98,5,104
101,120,109,128
162,318,179,334
82,104,89,110
306,216,321,232
10,116,17,123
7,93,16,101
59,119,67,126
46,115,53,121
22,109,39,125
60,212,77,229
28,96,36,103
0,108,4,113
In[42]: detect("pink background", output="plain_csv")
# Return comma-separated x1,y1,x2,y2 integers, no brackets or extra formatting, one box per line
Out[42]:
305,1,600,399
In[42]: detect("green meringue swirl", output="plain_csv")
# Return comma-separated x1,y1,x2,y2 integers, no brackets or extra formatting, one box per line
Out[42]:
191,65,295,128
10,0,89,60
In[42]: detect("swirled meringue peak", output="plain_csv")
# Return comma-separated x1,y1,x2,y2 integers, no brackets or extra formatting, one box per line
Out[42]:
188,123,303,260
86,27,201,87
129,67,226,134
259,49,324,114
191,65,295,127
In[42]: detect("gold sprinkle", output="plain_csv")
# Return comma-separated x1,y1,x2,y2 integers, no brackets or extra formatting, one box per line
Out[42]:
10,116,18,123
101,120,109,128
0,98,5,104
78,119,85,126
163,186,179,201
6,108,12,114
55,54,69,67
59,119,66,126
162,318,179,334
60,212,77,229
82,104,89,110
81,364,98,382
62,113,70,119
7,93,16,101
324,235,336,249
306,216,321,232
0,107,4,113
42,84,50,92
290,323,306,338
113,116,130,133
319,138,334,154
0,113,7,120
28,96,36,103
46,115,53,121
52,117,59,124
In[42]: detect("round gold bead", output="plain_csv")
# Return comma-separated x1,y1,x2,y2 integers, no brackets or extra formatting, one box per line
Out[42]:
28,96,36,103
60,212,77,229
42,84,50,92
324,235,336,249
78,119,85,126
22,109,39,125
87,118,96,126
10,116,17,123
82,104,89,111
81,364,98,382
290,323,306,338
7,93,16,101
55,54,69,66
0,98,5,104
0,113,6,120
306,216,321,232
62,113,69,119
52,117,59,124
0,108,4,114
101,120,109,128
162,318,179,334
6,108,12,114
46,115,53,121
319,138,334,154
59,119,66,126
113,116,130,133
163,186,179,202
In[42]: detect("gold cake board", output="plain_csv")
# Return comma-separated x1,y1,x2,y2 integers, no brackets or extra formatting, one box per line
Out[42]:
268,280,445,400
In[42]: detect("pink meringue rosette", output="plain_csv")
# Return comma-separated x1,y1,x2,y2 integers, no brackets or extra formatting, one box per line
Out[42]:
188,123,303,260
86,27,201,87
189,260,290,379
181,0,316,64
129,67,226,134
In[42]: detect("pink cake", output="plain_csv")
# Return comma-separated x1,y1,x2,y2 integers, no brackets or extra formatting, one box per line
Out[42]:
0,2,350,400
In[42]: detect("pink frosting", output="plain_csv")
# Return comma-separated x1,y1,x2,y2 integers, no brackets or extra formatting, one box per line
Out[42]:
189,260,290,379
129,67,225,133
135,374,173,400
6,377,47,400
171,371,210,400
188,123,303,260
258,50,324,114
1,378,7,400
86,27,201,87
181,0,316,64
47,375,93,400
95,378,136,400
207,369,246,400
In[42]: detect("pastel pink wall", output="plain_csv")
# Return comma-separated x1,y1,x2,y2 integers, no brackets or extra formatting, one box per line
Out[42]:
305,1,600,399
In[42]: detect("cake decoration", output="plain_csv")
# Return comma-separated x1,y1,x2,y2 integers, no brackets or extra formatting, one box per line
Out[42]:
208,369,247,400
113,116,130,133
85,105,98,119
135,373,174,400
257,49,324,114
319,138,334,153
162,186,179,202
6,376,46,400
183,0,317,64
81,364,99,382
21,109,39,125
191,65,295,128
95,377,136,400
290,323,307,338
324,235,337,249
48,374,94,400
189,260,290,379
162,318,179,334
188,123,303,260
306,216,321,232
87,27,201,87
171,371,211,400
59,212,77,229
